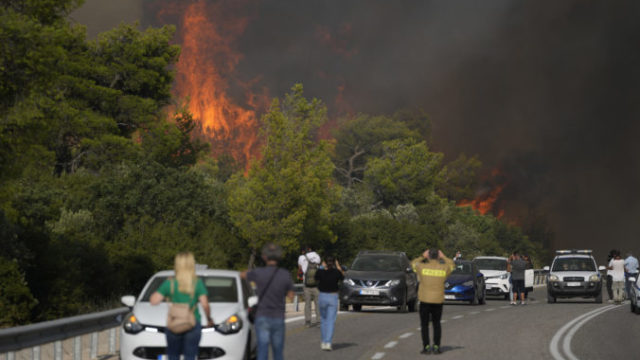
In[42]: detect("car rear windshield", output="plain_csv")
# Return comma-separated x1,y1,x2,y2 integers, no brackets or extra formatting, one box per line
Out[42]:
452,262,473,275
474,259,507,271
140,275,238,303
351,255,404,271
552,258,596,272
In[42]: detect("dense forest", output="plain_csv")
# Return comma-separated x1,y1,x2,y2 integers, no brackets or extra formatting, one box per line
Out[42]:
0,0,545,327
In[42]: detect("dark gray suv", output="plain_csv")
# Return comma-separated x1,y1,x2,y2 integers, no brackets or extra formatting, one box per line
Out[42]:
339,251,419,312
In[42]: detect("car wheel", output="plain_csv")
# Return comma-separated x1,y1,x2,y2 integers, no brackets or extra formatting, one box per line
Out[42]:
469,288,478,305
353,304,362,312
504,293,510,300
398,294,408,313
595,291,602,304
408,297,418,312
339,303,349,311
547,293,556,303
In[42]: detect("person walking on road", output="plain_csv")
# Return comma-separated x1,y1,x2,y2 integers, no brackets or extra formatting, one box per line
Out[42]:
624,251,639,300
510,252,528,305
605,249,617,301
314,256,345,351
149,252,213,360
298,246,321,327
608,252,626,305
243,243,295,360
411,248,454,355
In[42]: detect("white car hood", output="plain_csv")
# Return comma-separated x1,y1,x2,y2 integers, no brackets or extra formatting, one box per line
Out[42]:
479,270,508,278
132,302,243,327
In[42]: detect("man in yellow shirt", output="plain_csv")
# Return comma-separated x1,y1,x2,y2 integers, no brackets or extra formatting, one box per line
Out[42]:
411,249,454,355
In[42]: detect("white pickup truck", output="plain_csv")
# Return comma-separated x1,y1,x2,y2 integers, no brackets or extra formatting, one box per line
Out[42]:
473,256,533,299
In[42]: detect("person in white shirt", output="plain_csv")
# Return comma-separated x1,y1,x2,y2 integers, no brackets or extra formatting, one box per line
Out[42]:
298,246,321,326
608,252,626,304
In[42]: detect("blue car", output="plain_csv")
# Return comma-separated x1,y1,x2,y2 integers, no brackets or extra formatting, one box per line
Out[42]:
444,260,486,305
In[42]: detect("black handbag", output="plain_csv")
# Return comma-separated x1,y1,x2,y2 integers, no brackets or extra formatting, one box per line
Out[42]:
249,267,279,323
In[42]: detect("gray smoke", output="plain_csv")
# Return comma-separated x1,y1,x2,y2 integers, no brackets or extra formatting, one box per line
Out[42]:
72,0,640,261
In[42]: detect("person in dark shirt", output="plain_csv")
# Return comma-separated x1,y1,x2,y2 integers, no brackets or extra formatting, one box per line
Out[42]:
314,255,344,351
242,243,294,360
510,252,528,305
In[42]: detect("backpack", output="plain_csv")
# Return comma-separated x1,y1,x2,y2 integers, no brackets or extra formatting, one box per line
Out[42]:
304,254,319,287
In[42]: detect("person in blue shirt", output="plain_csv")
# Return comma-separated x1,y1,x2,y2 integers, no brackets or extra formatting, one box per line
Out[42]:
624,252,639,299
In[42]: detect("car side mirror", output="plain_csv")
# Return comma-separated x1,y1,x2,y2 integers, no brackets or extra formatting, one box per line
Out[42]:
341,265,348,272
121,295,135,308
477,272,483,278
405,267,413,273
629,277,636,283
598,265,606,271
248,295,258,308
543,266,550,271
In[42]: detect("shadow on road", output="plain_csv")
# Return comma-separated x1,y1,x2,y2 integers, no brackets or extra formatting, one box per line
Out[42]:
440,344,465,354
330,342,357,350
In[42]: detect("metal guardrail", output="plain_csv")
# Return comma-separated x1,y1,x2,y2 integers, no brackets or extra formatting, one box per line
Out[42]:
0,307,128,359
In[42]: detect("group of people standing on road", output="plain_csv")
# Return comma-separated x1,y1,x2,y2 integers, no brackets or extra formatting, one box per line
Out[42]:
606,249,638,305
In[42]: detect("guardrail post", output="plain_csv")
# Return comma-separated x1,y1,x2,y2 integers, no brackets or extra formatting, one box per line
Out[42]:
90,332,98,359
54,341,62,360
293,294,299,312
109,328,116,354
32,346,40,360
73,336,81,360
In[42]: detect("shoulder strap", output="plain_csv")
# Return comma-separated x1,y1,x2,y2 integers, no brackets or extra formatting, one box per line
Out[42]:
254,267,279,311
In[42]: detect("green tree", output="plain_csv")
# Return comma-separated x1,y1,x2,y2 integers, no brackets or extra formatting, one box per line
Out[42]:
227,84,338,267
365,138,444,207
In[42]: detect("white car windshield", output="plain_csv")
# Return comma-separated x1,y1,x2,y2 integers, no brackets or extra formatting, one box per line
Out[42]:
140,275,239,303
475,259,507,271
552,258,596,272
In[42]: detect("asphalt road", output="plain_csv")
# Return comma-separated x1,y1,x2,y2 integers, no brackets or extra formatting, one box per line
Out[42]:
282,287,640,360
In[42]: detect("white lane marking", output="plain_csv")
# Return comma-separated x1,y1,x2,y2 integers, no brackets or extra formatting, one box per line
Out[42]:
549,305,616,360
399,332,414,339
371,352,386,359
485,308,496,312
469,311,480,315
441,320,447,323
285,316,305,323
384,341,398,349
562,306,618,360
452,315,463,319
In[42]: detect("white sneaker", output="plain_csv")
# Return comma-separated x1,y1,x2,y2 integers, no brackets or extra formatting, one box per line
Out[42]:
326,343,332,351
321,343,327,350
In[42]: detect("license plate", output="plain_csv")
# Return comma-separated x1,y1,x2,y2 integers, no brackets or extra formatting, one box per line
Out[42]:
360,289,380,296
566,282,581,287
444,294,456,300
485,284,493,289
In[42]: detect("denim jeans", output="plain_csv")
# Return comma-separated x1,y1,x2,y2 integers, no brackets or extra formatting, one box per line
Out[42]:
255,316,285,360
165,322,202,360
318,292,338,344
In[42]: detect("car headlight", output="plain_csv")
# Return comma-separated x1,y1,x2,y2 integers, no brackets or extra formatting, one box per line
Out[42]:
589,274,600,282
549,274,559,282
343,278,355,286
216,314,243,334
500,273,509,280
462,280,474,287
123,314,144,334
384,279,401,287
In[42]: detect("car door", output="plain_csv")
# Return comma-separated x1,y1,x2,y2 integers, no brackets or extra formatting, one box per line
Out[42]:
403,256,418,299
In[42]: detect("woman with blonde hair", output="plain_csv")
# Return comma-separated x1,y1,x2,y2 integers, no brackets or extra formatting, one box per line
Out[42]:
150,252,213,360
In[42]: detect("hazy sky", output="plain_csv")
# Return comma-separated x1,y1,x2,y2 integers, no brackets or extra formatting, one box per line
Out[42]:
72,0,640,260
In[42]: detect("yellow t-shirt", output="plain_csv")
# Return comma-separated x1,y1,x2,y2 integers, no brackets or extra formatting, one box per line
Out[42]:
411,256,454,304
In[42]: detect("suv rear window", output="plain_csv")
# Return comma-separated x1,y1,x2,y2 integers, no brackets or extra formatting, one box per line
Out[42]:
351,255,404,272
552,258,596,272
140,275,239,303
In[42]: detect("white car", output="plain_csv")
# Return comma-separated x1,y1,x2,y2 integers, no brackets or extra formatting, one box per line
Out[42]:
473,256,533,299
543,249,605,303
630,275,640,314
120,268,257,360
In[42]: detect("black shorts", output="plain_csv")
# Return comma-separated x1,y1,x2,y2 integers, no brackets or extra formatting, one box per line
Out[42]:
512,279,525,294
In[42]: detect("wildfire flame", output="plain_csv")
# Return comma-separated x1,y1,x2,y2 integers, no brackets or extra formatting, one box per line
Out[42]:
170,0,265,166
458,167,506,218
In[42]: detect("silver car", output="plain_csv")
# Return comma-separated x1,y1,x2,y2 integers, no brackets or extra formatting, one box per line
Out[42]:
544,250,606,303
120,268,257,360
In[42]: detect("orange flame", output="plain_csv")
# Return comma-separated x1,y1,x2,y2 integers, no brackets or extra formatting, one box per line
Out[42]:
458,184,505,217
173,0,265,166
